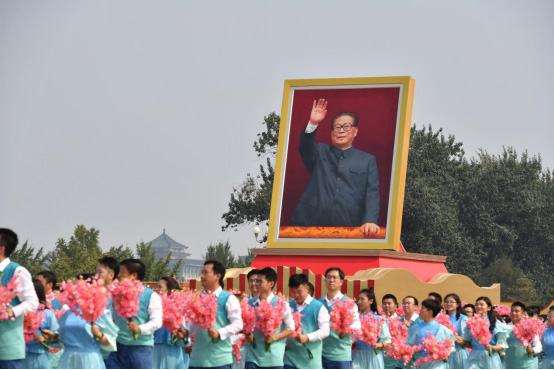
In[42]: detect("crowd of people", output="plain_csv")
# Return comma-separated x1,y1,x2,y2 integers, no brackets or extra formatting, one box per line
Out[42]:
1,227,553,370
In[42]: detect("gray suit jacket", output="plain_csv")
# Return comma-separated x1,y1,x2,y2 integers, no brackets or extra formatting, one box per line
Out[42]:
290,126,380,227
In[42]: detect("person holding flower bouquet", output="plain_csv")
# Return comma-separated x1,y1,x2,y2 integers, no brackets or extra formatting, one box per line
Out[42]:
284,273,330,369
353,289,391,369
463,296,510,369
505,302,542,369
406,299,455,369
184,260,243,369
319,267,361,369
0,228,40,369
541,308,554,369
37,271,62,311
56,274,118,369
106,259,162,369
95,256,121,364
22,278,59,369
153,276,189,369
443,293,469,369
245,267,294,369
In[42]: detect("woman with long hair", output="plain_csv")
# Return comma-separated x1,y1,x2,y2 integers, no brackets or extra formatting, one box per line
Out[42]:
443,293,469,369
153,276,188,369
463,296,510,369
352,289,391,369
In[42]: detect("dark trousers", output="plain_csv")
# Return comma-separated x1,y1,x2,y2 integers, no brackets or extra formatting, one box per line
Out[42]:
0,360,22,369
189,365,232,369
105,343,152,369
322,356,352,369
245,362,284,369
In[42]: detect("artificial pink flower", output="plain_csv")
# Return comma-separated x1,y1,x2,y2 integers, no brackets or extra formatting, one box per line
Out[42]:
187,290,218,330
356,313,384,352
58,276,110,323
384,316,420,365
160,291,188,336
435,311,458,336
415,333,453,366
0,274,19,321
23,304,46,343
232,334,245,363
513,317,547,351
329,298,356,339
111,278,144,320
494,305,511,316
255,294,288,351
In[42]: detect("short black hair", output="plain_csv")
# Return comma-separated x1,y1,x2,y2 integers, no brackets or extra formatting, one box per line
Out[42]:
422,298,441,317
325,267,345,280
160,276,180,292
98,256,120,279
503,315,512,324
330,112,358,130
0,228,18,257
289,273,309,288
382,294,398,305
120,259,146,281
32,277,46,305
529,305,541,317
204,260,226,288
307,282,314,296
403,295,419,306
258,267,278,285
247,269,259,280
37,271,57,288
428,292,443,304
463,303,475,313
511,301,526,311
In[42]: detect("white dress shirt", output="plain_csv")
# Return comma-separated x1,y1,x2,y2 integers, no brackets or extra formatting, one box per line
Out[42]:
0,258,39,317
138,290,163,335
185,286,243,341
252,292,295,331
405,313,419,323
293,295,330,342
323,291,361,330
305,122,318,133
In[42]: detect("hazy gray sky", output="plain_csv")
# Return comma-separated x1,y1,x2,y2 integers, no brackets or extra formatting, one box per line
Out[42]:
1,1,553,259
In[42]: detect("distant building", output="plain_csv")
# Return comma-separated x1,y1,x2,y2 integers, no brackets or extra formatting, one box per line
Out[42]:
147,229,203,282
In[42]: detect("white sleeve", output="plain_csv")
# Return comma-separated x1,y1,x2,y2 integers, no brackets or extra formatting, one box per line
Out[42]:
282,304,295,331
138,291,163,335
12,266,39,317
307,306,330,342
218,294,243,341
350,304,361,330
532,334,542,354
305,122,318,133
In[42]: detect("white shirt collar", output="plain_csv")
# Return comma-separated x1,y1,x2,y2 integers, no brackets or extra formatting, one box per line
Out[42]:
295,295,313,308
406,313,419,322
324,291,343,304
254,292,275,305
0,257,11,271
203,286,223,297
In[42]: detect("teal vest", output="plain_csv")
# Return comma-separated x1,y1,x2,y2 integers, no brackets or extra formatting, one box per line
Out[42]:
246,295,287,367
190,290,233,367
0,261,25,360
506,330,536,369
114,286,155,346
284,299,323,369
320,295,353,362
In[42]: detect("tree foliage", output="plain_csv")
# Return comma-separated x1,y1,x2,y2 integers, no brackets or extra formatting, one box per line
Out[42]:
10,241,47,277
202,240,246,269
135,241,181,281
105,245,135,261
221,113,279,240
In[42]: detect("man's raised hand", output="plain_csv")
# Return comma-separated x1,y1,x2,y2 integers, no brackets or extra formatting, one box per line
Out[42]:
309,99,328,125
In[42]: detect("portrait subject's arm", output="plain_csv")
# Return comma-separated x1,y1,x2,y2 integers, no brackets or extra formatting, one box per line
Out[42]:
298,125,318,173
362,155,380,225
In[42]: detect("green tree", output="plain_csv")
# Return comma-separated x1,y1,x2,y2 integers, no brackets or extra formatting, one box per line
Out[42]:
10,241,47,277
202,240,243,268
105,245,135,261
474,256,540,304
46,225,104,280
135,241,179,281
222,113,279,240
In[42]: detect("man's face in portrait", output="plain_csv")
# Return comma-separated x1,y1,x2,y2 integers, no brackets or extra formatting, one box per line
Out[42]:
331,115,358,150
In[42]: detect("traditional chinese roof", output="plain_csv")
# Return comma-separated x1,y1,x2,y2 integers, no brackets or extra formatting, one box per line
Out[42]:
148,229,189,251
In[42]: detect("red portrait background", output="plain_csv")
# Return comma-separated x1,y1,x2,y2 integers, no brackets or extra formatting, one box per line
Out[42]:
278,87,400,229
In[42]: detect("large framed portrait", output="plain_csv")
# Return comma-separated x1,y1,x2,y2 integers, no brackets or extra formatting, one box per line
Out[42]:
266,76,415,250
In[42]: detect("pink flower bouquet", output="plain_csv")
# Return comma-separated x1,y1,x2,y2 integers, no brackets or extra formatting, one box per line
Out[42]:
415,333,453,366
0,274,19,321
435,311,458,336
357,313,384,354
240,296,258,348
291,310,313,359
111,278,144,340
513,317,547,357
187,290,219,343
255,294,287,351
465,314,492,355
385,316,420,365
58,276,110,324
494,305,510,316
24,305,46,343
160,291,188,343
232,334,245,363
329,298,356,339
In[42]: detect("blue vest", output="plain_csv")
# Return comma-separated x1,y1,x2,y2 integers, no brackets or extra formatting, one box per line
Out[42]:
319,295,353,362
189,290,233,368
246,295,287,367
114,286,155,346
0,261,25,360
284,298,324,369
